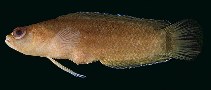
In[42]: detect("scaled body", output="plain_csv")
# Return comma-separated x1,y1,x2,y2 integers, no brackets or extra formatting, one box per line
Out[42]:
5,12,202,77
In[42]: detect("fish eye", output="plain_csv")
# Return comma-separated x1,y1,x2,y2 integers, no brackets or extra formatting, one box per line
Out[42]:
12,27,26,39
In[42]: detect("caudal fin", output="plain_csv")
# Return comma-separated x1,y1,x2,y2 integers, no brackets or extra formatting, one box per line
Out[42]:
164,19,202,60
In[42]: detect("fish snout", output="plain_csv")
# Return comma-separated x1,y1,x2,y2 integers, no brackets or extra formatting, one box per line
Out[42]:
5,35,11,43
5,35,14,46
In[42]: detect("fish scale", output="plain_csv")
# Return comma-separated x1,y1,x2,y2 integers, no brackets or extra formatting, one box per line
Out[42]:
5,12,202,78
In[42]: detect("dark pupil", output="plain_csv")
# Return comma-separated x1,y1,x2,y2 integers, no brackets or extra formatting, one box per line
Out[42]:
15,30,23,36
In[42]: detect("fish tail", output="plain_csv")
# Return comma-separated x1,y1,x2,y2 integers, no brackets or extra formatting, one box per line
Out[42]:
164,19,203,60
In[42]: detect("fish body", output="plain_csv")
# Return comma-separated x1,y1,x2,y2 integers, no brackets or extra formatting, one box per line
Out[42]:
5,12,202,77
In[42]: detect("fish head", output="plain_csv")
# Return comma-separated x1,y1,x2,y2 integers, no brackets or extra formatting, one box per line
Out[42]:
5,26,51,56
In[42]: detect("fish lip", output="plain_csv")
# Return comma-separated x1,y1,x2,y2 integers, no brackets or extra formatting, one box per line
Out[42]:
5,36,10,43
5,35,12,42
5,35,17,51
5,35,13,46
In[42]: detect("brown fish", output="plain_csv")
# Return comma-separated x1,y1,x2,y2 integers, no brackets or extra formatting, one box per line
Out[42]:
5,12,202,78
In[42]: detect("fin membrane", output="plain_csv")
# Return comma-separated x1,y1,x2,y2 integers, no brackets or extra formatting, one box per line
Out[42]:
57,12,170,29
47,57,86,78
100,56,169,69
163,19,202,60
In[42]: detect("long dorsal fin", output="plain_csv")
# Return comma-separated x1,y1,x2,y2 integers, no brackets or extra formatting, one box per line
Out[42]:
57,12,170,29
47,57,86,78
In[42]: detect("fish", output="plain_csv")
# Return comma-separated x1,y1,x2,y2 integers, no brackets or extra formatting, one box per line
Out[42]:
5,12,202,78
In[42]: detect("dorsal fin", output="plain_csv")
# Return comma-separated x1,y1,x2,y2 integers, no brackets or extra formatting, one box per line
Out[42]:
57,12,170,29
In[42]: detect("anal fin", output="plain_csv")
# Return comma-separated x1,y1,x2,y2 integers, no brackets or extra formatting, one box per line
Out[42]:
100,55,170,69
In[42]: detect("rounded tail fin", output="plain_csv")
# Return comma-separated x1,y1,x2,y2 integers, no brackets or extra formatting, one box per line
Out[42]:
164,19,202,60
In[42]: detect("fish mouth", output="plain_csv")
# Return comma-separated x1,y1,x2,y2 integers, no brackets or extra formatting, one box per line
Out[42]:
5,35,15,49
5,35,11,43
5,35,11,44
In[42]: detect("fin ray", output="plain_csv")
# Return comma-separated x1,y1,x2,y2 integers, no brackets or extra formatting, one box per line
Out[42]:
163,19,202,60
100,55,169,69
47,57,86,78
57,12,170,29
